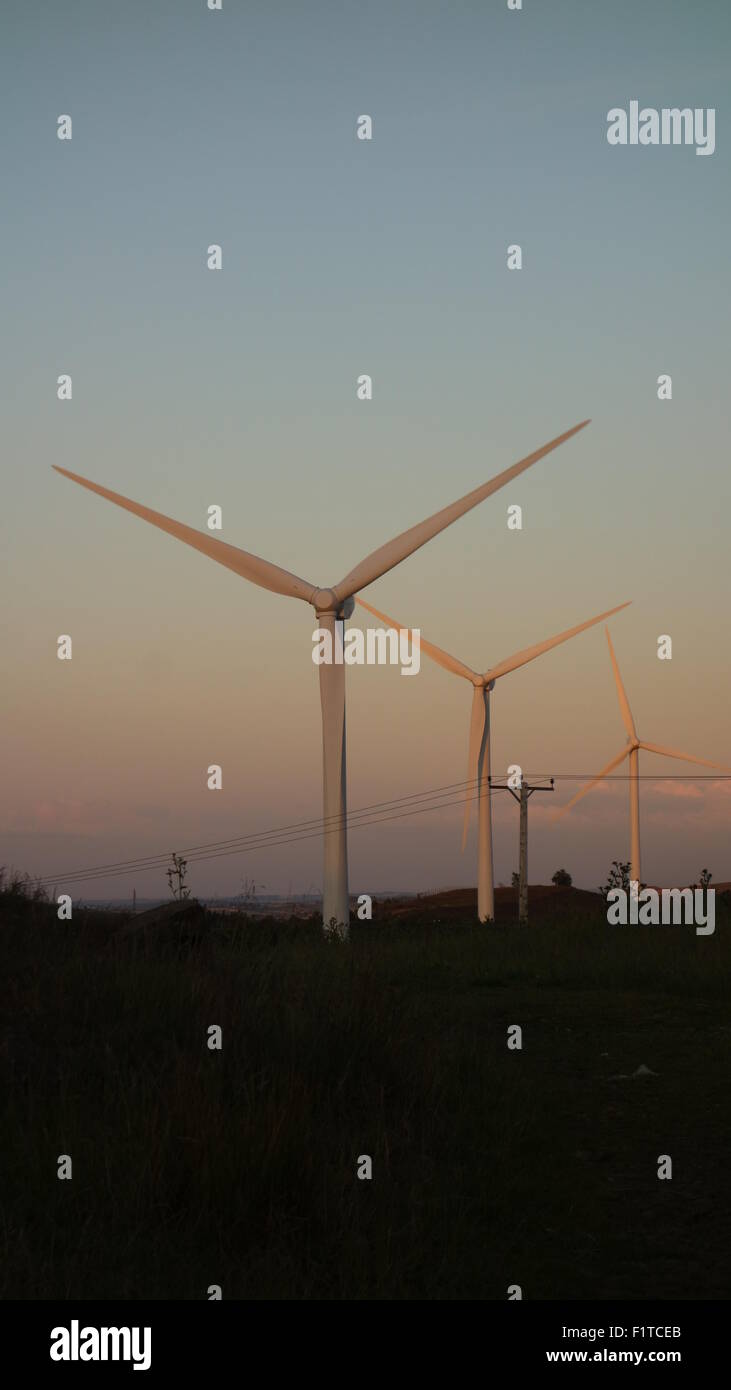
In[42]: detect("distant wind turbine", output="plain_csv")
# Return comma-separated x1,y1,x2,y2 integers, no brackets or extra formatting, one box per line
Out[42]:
356,595,630,922
53,419,589,936
555,627,730,888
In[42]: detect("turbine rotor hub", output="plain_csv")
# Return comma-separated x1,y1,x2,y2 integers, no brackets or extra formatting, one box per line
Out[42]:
312,589,355,619
312,587,338,614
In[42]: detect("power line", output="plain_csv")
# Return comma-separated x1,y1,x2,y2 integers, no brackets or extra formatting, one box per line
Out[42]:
37,775,487,885
35,770,731,890
43,786,490,887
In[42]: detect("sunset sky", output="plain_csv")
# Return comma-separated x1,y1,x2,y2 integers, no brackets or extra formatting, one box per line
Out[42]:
2,0,730,899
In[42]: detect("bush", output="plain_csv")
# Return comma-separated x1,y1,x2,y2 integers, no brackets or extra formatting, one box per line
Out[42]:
0,866,47,904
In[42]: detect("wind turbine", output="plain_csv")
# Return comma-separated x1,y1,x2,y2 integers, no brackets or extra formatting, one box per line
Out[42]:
53,419,589,936
555,627,730,889
356,595,631,922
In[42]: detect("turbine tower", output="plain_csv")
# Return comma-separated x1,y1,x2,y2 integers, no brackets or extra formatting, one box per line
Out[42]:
356,595,630,922
556,627,729,888
53,419,589,936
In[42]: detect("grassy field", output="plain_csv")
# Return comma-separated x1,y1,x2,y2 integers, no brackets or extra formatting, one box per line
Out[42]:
2,879,730,1301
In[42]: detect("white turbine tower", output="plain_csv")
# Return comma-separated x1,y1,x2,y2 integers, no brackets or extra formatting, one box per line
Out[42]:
357,596,630,922
53,419,589,936
556,627,730,889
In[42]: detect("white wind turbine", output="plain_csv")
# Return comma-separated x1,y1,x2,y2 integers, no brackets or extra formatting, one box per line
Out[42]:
356,596,630,922
556,627,730,889
53,419,589,936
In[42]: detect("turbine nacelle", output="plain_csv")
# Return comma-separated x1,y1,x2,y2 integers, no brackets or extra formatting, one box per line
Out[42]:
311,588,341,615
311,590,355,618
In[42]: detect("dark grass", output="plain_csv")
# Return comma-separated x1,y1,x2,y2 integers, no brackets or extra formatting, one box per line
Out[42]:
2,886,730,1300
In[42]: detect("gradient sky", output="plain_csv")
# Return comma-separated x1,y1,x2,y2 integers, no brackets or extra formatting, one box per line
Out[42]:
2,0,730,899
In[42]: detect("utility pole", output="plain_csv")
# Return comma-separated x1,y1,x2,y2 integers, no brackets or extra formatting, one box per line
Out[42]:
519,783,529,924
489,776,554,923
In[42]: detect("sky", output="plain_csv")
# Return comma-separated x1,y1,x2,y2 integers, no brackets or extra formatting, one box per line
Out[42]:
2,0,730,900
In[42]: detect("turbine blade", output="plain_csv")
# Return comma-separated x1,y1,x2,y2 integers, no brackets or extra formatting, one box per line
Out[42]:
605,627,637,739
356,596,478,682
52,467,316,603
639,740,731,772
462,687,487,850
333,421,590,602
553,747,630,819
483,602,631,684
